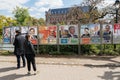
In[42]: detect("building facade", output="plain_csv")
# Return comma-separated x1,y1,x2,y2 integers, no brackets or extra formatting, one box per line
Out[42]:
45,6,89,25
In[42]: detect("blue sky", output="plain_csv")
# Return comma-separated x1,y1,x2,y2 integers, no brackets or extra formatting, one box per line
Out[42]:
0,0,115,19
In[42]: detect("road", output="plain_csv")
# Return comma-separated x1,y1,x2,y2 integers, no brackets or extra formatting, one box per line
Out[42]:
0,56,120,80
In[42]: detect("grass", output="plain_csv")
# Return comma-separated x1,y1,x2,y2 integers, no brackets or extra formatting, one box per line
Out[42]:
0,50,13,56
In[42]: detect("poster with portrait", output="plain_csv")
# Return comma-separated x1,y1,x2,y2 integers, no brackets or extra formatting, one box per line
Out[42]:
39,26,57,44
59,25,78,44
102,24,112,44
113,24,120,44
10,26,20,43
3,27,11,43
29,27,38,45
47,26,57,44
89,24,101,44
80,25,91,44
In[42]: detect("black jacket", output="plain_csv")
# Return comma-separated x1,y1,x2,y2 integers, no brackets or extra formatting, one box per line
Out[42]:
24,40,35,56
13,34,25,55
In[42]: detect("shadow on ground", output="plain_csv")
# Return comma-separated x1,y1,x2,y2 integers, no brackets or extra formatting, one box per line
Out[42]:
0,67,17,73
98,71,120,80
0,74,30,80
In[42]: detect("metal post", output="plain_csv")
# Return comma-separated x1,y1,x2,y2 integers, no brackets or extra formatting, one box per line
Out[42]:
78,20,81,55
57,24,60,53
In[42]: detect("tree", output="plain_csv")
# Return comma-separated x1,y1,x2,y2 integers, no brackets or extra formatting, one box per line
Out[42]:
13,6,30,26
38,18,45,26
66,0,111,24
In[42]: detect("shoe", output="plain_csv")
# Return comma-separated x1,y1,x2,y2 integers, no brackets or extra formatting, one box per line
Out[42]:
17,67,20,69
27,71,31,75
34,71,39,75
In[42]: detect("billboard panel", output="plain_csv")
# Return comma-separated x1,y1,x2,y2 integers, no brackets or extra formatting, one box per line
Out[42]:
28,27,38,45
102,24,112,44
59,25,78,44
89,24,101,44
113,24,120,44
10,27,20,43
39,26,57,44
3,27,11,43
80,25,90,44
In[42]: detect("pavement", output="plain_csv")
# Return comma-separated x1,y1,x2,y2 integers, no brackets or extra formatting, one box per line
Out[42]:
0,55,120,80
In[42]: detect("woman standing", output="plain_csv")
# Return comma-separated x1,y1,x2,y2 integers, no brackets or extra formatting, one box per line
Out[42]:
24,34,37,75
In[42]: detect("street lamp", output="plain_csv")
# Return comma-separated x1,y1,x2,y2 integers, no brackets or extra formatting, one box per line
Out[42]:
114,0,120,50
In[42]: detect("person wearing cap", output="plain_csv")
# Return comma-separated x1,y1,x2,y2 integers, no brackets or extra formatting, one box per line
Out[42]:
13,30,26,69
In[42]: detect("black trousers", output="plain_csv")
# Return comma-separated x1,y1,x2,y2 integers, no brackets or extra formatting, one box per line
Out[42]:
16,54,26,68
25,54,36,71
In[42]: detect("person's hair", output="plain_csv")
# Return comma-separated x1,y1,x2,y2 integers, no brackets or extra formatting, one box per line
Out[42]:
69,26,75,30
25,34,30,40
29,28,35,32
15,30,21,34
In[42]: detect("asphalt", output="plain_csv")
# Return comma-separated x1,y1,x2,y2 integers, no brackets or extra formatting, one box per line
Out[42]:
0,55,120,66
0,55,120,80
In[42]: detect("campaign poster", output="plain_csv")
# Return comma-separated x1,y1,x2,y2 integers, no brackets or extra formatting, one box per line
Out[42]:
89,24,101,44
10,27,20,43
29,27,38,45
102,24,112,44
59,25,78,44
113,24,120,44
3,27,11,43
39,26,57,44
21,26,29,34
47,26,57,44
80,25,91,44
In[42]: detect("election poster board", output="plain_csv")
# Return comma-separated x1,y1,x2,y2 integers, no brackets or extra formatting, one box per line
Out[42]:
39,26,57,44
28,27,38,45
21,26,29,34
102,24,112,44
80,25,90,44
10,26,20,43
59,25,78,44
89,24,101,44
113,24,120,44
3,27,11,43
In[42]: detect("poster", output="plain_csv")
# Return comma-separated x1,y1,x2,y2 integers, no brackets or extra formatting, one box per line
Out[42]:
29,27,38,45
81,25,90,44
89,24,101,44
10,27,20,43
59,25,78,44
39,26,57,44
21,26,29,34
102,24,112,44
113,24,120,44
3,27,11,43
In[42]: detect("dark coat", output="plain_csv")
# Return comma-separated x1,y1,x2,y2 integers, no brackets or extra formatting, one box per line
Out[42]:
13,34,25,55
24,40,35,56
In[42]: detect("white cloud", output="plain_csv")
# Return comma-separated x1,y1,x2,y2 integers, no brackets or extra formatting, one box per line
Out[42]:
35,0,63,8
0,0,29,11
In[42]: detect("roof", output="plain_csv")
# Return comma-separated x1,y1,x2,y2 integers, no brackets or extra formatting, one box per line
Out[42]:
48,6,89,15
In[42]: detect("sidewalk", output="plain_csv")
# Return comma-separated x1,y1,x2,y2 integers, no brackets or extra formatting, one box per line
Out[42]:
1,55,120,80
0,55,120,66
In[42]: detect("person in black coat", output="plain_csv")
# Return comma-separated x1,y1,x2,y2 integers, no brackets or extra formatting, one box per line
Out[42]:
13,30,26,68
24,34,37,75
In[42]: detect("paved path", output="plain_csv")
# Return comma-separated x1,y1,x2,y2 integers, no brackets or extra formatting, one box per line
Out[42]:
0,55,120,80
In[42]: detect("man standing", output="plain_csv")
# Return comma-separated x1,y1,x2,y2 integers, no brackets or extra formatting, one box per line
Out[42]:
13,30,26,69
